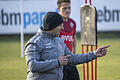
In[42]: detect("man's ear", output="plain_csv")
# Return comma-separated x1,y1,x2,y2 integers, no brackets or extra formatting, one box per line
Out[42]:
57,8,60,11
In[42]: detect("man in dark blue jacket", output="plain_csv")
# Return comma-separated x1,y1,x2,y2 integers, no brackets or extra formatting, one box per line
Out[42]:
24,12,110,80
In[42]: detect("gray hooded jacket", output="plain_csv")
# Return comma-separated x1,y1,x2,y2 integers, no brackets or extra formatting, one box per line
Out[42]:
25,30,96,80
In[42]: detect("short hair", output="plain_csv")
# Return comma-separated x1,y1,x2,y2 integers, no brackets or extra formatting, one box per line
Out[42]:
57,0,70,8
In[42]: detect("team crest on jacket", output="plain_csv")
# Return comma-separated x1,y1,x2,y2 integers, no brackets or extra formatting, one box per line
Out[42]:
45,42,52,48
58,43,62,49
70,22,74,28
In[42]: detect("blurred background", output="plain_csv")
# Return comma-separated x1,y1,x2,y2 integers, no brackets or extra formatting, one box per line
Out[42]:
0,0,120,80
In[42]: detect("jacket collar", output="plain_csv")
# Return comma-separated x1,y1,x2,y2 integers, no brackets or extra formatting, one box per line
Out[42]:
37,29,57,39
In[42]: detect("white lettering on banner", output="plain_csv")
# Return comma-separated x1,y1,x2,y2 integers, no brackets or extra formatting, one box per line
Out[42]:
61,35,72,42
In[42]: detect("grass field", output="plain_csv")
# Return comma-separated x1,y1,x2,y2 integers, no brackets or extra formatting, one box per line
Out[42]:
0,32,120,80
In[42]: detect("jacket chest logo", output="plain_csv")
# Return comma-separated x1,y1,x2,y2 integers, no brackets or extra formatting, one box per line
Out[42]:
58,43,62,49
45,42,52,48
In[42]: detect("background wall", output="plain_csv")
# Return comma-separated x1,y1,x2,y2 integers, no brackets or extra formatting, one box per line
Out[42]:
0,0,120,34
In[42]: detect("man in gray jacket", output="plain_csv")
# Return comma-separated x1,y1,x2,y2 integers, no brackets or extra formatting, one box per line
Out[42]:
25,12,110,80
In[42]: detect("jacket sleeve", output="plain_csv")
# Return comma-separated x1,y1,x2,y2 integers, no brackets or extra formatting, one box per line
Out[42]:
64,45,97,65
25,43,59,73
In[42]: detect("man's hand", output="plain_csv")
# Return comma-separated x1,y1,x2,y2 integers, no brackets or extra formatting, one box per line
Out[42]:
95,45,110,57
58,54,71,66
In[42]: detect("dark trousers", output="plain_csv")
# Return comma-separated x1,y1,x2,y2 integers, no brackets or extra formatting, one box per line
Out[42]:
63,65,80,80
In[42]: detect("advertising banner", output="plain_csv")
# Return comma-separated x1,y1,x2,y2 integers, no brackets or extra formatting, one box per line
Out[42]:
0,0,120,34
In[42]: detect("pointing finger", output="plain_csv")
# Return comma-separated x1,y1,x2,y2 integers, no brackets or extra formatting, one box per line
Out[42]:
100,45,111,49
